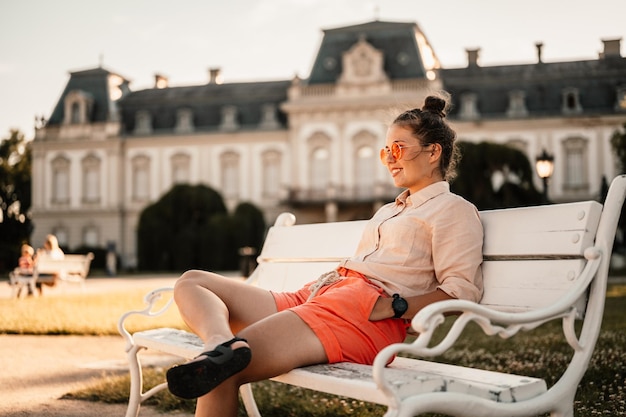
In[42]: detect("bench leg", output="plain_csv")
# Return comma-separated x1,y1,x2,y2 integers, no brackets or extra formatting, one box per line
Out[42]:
240,383,263,417
125,344,145,417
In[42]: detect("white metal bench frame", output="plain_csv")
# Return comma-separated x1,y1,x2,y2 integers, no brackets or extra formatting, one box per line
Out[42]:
118,175,626,417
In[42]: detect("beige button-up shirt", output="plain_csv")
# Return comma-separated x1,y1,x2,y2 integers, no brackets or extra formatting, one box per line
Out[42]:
339,181,484,302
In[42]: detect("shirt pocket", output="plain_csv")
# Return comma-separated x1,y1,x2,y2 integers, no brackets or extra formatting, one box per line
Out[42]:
377,215,431,266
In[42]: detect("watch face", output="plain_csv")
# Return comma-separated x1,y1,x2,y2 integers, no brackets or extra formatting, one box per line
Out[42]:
392,295,408,318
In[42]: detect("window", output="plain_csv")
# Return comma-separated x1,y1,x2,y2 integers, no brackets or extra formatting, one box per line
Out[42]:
53,228,69,248
615,86,626,111
561,88,582,115
310,147,330,194
259,104,280,129
221,152,240,199
63,90,93,125
562,137,588,191
220,106,239,131
355,146,375,198
262,150,281,197
83,226,99,247
506,90,528,118
459,92,480,120
175,108,194,133
132,155,150,201
171,153,190,185
51,156,70,205
82,155,101,203
134,111,152,135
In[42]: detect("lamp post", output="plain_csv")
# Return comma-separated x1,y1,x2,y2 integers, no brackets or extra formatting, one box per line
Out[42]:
535,148,555,203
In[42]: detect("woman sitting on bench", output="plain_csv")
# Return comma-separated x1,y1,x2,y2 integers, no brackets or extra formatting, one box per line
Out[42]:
166,93,485,417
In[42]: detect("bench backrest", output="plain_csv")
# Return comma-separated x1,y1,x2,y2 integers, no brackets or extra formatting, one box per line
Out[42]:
35,253,94,278
249,200,604,316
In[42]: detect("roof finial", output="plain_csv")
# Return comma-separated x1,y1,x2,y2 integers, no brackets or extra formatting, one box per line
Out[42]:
373,4,380,20
99,53,104,68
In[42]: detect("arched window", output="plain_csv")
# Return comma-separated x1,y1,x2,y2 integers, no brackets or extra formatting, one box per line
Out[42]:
562,137,588,191
132,155,150,201
310,147,330,194
83,226,99,247
171,153,190,185
51,156,70,205
355,145,375,198
82,154,101,203
262,150,281,197
221,151,240,198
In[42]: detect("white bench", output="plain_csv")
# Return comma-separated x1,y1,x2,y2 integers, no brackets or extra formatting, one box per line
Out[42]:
9,253,94,297
118,174,626,417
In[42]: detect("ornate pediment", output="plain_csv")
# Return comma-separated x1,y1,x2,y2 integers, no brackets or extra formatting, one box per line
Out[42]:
338,37,388,86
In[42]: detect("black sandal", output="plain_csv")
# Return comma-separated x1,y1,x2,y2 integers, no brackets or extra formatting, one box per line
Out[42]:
166,337,252,399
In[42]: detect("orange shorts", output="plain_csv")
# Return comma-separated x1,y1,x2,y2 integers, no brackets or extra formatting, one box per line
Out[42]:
271,268,408,364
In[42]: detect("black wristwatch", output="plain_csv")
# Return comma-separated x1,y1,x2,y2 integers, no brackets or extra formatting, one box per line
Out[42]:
391,294,408,319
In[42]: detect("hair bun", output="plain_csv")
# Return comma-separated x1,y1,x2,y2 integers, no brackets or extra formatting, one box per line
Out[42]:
422,96,446,118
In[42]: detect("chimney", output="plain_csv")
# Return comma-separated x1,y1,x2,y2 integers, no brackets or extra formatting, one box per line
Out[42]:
154,74,168,89
600,38,622,59
209,67,223,84
535,42,544,63
466,48,480,68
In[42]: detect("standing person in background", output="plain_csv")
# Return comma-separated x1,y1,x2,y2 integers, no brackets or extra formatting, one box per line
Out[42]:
166,93,484,417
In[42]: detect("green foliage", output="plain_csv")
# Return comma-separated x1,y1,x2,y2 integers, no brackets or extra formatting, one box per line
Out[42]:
0,129,32,272
136,185,266,272
452,141,543,210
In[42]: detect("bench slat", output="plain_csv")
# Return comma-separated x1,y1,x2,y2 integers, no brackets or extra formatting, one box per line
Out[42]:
133,328,547,405
481,201,602,257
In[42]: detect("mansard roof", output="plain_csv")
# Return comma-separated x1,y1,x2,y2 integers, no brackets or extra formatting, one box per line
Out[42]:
441,56,626,118
308,19,437,84
47,67,130,125
118,80,290,134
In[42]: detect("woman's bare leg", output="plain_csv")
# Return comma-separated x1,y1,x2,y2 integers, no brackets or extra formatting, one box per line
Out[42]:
195,309,327,417
172,270,327,417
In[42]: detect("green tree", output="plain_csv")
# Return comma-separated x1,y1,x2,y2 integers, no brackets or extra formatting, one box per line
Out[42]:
451,141,543,210
0,129,32,272
609,122,626,254
136,184,266,272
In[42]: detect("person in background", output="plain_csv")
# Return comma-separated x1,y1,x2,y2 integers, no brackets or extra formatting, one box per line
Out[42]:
14,244,35,297
165,93,484,417
34,234,65,294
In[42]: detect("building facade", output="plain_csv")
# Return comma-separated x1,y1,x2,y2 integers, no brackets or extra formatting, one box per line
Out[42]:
30,20,626,268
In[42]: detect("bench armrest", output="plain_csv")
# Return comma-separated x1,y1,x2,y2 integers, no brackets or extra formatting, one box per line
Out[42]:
372,246,602,410
117,287,175,352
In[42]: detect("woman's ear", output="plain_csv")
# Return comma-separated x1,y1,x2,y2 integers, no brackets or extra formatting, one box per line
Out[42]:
429,143,442,162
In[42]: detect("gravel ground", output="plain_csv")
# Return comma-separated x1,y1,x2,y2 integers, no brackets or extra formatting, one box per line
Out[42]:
0,275,194,417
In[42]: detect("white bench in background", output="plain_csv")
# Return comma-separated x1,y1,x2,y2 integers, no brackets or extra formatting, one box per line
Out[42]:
9,253,94,297
118,175,626,417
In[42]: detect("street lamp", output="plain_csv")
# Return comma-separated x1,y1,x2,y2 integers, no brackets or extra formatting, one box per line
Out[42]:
535,148,555,203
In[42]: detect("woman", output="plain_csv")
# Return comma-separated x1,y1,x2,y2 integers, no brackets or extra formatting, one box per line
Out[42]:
166,94,484,417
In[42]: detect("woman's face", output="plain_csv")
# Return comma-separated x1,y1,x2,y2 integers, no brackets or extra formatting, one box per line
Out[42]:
382,125,441,194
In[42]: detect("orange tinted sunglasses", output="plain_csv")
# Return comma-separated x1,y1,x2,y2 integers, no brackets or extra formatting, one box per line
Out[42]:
379,142,424,164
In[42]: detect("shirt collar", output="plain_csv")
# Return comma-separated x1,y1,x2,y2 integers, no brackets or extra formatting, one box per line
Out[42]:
395,181,450,207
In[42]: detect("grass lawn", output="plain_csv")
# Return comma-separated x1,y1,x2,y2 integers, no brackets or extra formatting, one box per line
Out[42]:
1,283,624,417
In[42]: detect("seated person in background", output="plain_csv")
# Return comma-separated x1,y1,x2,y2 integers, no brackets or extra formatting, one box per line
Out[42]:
35,234,65,294
18,244,35,275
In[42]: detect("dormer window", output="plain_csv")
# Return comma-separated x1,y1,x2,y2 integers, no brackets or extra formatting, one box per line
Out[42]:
220,106,239,131
459,93,480,120
63,90,93,125
615,86,626,111
506,90,528,118
134,111,152,135
562,88,582,115
175,108,195,133
259,104,280,130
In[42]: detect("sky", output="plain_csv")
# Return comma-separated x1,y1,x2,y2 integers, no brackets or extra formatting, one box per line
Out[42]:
1,0,624,141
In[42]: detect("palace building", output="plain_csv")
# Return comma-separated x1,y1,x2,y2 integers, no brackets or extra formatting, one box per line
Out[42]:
31,20,626,268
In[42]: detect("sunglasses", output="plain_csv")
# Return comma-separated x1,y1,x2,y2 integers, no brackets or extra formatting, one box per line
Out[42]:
379,142,424,164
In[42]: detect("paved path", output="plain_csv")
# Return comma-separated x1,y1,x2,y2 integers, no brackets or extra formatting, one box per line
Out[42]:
0,275,195,417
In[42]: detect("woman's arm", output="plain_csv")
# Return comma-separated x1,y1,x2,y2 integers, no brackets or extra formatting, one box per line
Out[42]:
369,288,454,321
